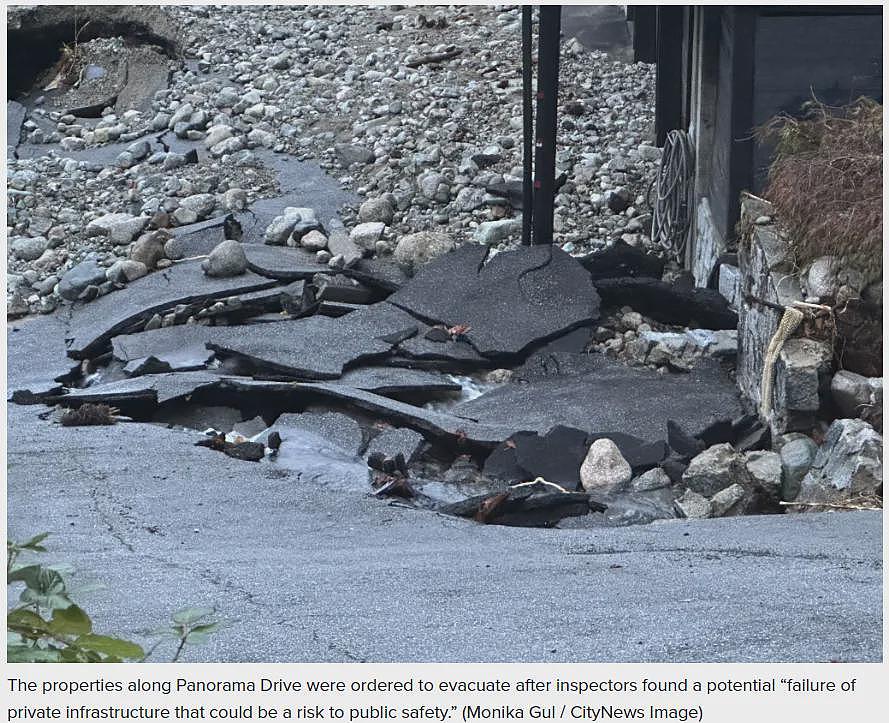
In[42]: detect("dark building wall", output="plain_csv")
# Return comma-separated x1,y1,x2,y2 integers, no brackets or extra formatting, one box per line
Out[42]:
705,7,755,247
751,11,883,189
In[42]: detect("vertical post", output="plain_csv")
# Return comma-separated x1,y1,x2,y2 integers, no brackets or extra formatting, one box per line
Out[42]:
655,7,685,146
532,5,561,246
521,5,534,246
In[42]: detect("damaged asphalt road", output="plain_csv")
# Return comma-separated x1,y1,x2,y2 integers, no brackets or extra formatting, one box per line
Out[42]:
6,400,882,662
4,181,881,662
6,311,883,662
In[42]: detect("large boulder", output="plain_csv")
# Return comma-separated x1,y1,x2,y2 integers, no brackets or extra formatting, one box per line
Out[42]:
393,231,455,271
358,198,394,225
794,419,882,509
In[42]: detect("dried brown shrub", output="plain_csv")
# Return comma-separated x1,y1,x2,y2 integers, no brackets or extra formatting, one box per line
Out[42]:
757,97,882,280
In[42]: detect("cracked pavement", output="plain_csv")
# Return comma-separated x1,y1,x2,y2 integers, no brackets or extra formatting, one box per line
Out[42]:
6,314,883,662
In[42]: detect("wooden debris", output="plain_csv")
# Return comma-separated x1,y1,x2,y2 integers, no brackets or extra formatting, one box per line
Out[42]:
405,46,463,68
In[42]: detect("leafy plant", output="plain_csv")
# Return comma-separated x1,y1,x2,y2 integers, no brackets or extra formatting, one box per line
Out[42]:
148,606,222,662
7,533,223,662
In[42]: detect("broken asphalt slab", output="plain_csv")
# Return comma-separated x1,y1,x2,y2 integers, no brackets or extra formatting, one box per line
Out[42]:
6,399,881,662
58,370,224,406
110,283,305,372
65,260,278,359
456,356,742,444
57,366,463,414
243,244,332,280
6,314,79,403
389,244,600,358
206,303,420,379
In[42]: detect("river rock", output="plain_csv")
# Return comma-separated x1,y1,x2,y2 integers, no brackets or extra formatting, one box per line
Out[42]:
335,143,374,166
264,207,319,245
580,438,632,493
779,435,818,501
11,236,49,261
393,231,455,271
350,222,385,250
301,230,328,251
179,194,217,221
107,259,149,283
58,257,108,301
202,240,247,277
358,198,394,224
475,218,520,245
86,213,149,245
129,231,169,270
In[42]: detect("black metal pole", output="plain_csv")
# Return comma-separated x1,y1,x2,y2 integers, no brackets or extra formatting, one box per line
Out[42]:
521,5,534,246
532,5,561,246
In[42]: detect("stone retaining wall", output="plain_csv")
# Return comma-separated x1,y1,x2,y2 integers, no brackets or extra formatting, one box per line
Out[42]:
736,194,832,435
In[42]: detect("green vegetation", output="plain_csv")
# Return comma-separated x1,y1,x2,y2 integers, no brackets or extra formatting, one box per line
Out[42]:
8,533,222,662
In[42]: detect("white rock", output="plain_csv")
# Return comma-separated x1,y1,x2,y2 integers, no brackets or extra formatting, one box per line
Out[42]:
580,439,632,493
393,231,454,269
350,222,385,250
300,230,328,251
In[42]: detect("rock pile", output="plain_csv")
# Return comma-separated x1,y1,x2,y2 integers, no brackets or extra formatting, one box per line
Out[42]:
9,5,660,318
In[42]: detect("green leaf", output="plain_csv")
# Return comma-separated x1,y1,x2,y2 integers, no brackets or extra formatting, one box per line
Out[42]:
45,562,76,577
18,567,72,610
7,608,51,634
22,532,50,551
190,622,220,634
74,634,144,660
8,564,43,587
7,645,63,663
184,632,212,645
172,606,215,625
60,646,89,663
49,605,92,636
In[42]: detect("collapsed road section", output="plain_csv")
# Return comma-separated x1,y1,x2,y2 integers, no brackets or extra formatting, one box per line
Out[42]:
11,237,767,528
